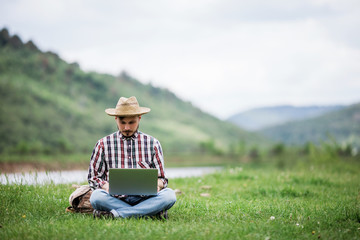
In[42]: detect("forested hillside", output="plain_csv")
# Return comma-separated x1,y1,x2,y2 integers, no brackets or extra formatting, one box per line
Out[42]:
259,103,360,146
0,28,266,156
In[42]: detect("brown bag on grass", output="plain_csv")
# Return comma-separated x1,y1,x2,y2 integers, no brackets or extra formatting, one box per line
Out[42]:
66,185,94,214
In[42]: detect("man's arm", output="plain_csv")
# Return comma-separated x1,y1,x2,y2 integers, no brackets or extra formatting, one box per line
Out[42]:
88,140,108,190
153,140,168,189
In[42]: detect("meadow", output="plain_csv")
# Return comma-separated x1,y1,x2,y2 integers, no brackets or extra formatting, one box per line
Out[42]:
1,148,360,240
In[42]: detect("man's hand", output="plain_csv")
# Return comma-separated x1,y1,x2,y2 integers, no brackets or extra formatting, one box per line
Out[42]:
102,182,109,193
157,179,164,192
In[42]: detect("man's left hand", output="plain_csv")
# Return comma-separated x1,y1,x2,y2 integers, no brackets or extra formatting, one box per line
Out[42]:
157,179,164,192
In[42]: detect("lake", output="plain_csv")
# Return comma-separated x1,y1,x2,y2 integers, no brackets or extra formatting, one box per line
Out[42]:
0,167,222,185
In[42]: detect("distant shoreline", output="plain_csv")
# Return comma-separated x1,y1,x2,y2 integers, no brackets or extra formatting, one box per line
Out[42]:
0,161,88,174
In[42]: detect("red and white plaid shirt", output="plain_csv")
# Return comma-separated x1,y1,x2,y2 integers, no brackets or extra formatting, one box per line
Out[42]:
88,130,168,190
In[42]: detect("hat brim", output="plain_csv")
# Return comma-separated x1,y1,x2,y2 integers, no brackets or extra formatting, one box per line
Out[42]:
105,107,151,116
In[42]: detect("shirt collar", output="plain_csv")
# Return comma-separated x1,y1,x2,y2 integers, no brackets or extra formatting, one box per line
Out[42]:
119,130,139,140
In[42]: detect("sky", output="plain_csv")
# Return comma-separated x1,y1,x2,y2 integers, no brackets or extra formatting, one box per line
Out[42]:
1,0,360,119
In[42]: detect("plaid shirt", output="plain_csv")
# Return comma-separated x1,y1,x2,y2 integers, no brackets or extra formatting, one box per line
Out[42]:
88,130,168,190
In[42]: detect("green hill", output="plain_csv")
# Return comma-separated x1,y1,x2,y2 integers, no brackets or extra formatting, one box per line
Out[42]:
0,28,266,157
259,103,360,146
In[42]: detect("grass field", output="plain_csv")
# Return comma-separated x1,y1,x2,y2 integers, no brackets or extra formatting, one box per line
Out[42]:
1,155,359,240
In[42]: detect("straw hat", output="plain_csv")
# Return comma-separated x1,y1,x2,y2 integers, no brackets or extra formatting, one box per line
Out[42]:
105,96,151,116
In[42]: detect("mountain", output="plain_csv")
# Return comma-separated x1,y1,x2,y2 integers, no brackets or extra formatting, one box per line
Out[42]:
227,105,345,131
0,28,266,156
258,103,360,146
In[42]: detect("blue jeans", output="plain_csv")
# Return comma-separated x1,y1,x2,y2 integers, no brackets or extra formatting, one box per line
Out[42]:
90,188,177,218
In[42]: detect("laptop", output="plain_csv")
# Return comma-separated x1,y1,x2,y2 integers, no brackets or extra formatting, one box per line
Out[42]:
109,168,158,196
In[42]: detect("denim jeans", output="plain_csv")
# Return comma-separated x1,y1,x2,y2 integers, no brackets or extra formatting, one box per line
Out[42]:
90,188,177,218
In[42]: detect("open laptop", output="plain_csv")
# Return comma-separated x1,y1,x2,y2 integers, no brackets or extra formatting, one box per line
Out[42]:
109,168,158,196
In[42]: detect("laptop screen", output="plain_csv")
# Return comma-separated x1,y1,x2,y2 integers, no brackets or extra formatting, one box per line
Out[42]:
109,168,158,195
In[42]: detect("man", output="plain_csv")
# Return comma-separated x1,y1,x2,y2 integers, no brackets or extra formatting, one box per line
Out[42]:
88,96,176,219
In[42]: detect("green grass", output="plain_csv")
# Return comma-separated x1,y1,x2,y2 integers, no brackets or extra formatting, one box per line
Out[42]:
1,160,360,239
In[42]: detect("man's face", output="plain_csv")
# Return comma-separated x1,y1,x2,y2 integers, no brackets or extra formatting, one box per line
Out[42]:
115,115,141,137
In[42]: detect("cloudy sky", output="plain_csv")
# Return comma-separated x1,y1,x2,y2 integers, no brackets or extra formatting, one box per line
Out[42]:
1,0,360,119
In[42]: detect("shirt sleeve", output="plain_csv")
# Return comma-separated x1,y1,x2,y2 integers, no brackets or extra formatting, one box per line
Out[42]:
88,139,108,189
153,139,168,188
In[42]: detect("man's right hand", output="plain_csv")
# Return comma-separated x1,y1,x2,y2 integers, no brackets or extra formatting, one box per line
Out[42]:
102,182,109,193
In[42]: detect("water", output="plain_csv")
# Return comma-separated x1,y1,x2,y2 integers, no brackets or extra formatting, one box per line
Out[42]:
0,167,222,185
